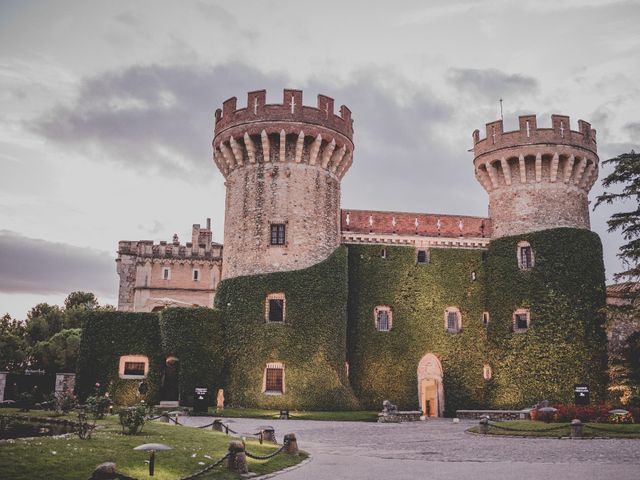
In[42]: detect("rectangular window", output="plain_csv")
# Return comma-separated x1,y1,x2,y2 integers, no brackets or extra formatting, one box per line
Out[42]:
124,362,146,376
515,313,528,330
377,310,390,331
193,269,199,281
417,250,428,264
268,299,284,322
265,367,284,393
447,312,458,331
520,247,532,269
162,268,171,280
270,224,286,245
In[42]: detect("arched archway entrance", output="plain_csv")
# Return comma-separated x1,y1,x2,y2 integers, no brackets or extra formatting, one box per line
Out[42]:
417,353,444,417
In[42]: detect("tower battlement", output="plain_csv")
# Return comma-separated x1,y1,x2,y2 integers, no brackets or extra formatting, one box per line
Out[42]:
473,114,597,157
472,114,599,238
212,89,354,180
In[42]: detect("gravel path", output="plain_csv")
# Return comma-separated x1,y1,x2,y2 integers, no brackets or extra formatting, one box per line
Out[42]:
180,416,640,479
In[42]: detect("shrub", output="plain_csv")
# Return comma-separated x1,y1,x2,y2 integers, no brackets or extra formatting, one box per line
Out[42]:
55,391,77,414
118,404,147,434
86,394,111,419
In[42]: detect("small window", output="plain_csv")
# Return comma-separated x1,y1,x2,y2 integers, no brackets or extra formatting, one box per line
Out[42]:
265,293,286,323
118,355,149,379
374,306,392,331
517,241,534,270
471,271,477,281
483,364,492,380
482,312,490,326
445,307,462,333
417,249,429,264
124,362,145,376
192,269,200,281
263,362,284,394
513,308,530,333
162,267,171,280
381,248,387,259
270,223,286,245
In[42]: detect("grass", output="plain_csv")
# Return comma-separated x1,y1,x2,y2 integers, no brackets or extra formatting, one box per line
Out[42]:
209,407,378,422
467,420,640,438
0,411,307,479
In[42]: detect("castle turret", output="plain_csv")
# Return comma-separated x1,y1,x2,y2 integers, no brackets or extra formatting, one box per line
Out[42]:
213,89,354,279
472,114,598,238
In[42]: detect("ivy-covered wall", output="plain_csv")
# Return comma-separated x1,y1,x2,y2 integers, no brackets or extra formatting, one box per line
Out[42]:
159,308,224,406
484,228,608,407
76,311,163,405
347,245,488,414
215,246,359,410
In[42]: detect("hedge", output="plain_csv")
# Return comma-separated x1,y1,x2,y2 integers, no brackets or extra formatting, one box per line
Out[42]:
76,311,162,405
215,246,359,410
159,307,224,406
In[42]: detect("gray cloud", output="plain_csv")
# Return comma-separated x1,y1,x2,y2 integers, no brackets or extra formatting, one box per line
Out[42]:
0,230,116,296
31,63,288,181
448,68,539,100
623,122,640,142
32,61,481,215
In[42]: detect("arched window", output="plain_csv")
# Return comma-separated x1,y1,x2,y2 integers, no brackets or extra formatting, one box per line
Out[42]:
517,241,534,270
513,308,530,333
374,305,393,331
263,362,285,394
482,312,490,326
445,307,462,333
483,364,492,380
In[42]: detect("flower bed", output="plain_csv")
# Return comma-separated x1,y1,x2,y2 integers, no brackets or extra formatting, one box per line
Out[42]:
530,404,640,423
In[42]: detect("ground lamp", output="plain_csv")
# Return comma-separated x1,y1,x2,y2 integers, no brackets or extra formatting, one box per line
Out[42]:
608,408,629,418
537,406,558,422
133,443,172,476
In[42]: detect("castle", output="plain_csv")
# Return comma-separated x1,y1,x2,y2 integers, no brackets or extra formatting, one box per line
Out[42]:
93,89,607,414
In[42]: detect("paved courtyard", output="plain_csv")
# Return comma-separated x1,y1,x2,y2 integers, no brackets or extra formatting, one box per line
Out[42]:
182,417,640,479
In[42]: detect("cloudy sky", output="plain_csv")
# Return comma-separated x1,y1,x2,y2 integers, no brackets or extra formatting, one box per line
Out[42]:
1,0,638,318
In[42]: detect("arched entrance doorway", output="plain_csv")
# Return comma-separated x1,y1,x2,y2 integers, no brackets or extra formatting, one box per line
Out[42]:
417,353,444,417
160,356,180,404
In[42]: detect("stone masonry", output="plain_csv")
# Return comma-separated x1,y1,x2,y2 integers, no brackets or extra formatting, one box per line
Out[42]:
473,115,599,237
213,89,354,279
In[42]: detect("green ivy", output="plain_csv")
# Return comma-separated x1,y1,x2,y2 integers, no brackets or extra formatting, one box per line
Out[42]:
159,308,224,406
484,228,608,407
215,247,359,410
347,245,488,414
76,311,162,405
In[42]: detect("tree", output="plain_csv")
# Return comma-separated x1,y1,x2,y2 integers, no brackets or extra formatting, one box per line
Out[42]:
31,328,82,373
595,150,640,310
63,291,99,329
25,303,64,344
0,314,27,371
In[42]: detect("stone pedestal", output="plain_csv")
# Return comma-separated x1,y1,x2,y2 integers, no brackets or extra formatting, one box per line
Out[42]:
55,373,76,395
227,441,248,473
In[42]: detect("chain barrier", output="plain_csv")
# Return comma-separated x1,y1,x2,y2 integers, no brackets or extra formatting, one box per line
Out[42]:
583,424,639,434
177,453,230,480
196,421,216,429
487,421,568,433
244,439,288,460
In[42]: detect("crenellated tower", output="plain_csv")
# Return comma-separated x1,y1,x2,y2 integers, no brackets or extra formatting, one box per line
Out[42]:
472,114,599,238
213,89,354,279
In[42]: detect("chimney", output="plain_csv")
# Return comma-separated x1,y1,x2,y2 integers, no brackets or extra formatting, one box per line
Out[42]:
206,218,211,230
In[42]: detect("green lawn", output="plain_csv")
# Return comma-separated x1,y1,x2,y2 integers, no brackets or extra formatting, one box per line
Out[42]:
0,412,306,479
467,420,640,438
209,407,378,422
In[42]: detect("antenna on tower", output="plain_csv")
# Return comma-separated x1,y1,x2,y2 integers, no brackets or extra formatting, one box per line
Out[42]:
499,98,503,121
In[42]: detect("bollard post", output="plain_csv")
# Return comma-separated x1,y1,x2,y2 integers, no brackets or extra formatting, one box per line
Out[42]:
570,419,583,438
283,433,299,455
227,441,248,474
262,428,277,444
212,419,224,432
160,412,169,423
89,462,118,480
479,417,489,435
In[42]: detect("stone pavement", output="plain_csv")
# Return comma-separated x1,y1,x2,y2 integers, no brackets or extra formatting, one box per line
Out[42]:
181,416,640,480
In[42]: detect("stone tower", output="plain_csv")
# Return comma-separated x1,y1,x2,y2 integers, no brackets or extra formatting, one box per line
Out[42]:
213,89,354,279
472,115,599,238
